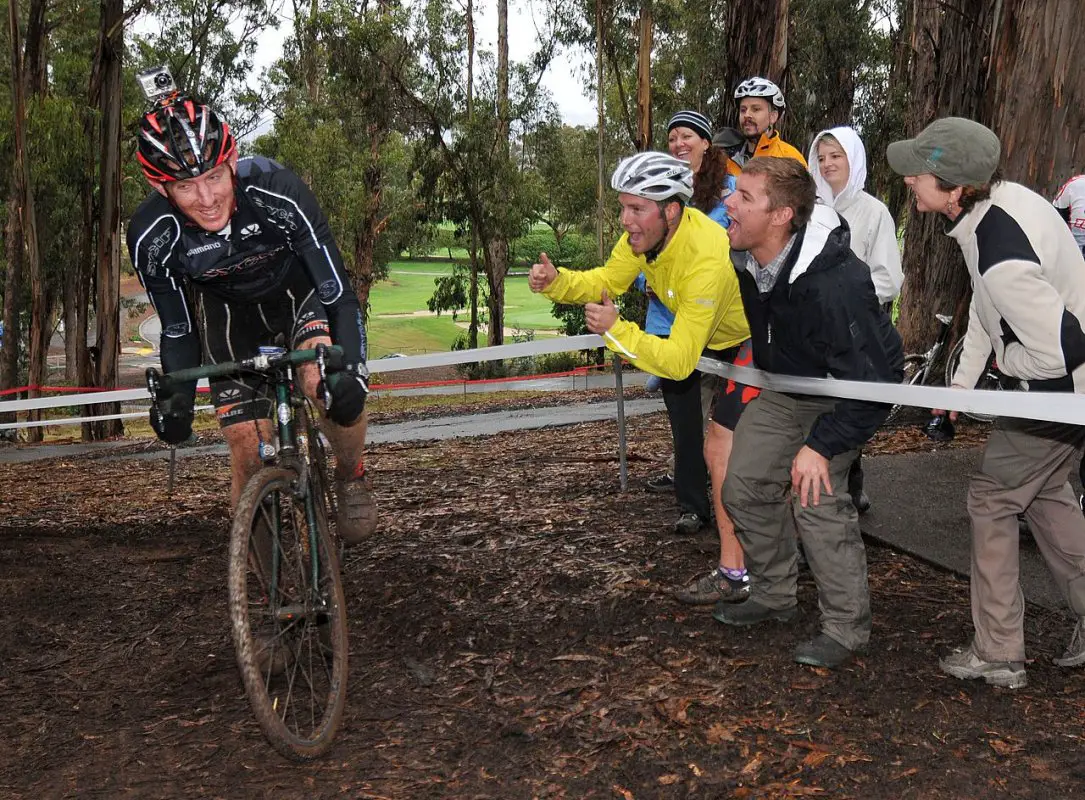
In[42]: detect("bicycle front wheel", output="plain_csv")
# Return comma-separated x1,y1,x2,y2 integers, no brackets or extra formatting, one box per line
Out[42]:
885,354,929,425
228,466,349,761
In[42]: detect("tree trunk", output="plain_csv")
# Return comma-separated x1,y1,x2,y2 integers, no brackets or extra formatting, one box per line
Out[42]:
468,234,480,350
90,0,124,439
78,109,98,440
0,197,23,395
983,0,1085,193
895,0,998,354
483,236,508,346
635,0,652,151
484,0,510,347
725,0,789,101
9,0,46,442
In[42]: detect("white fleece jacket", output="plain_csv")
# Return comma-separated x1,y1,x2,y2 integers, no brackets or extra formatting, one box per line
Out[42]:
947,181,1085,394
808,127,904,304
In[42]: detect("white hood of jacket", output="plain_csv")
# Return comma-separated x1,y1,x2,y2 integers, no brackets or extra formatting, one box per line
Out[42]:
808,126,867,212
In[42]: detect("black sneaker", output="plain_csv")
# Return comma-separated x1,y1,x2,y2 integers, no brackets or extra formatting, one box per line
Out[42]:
646,473,674,493
852,492,871,515
794,633,854,669
674,513,707,535
712,599,798,627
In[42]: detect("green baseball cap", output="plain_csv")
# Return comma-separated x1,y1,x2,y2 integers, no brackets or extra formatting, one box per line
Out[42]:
887,117,1001,186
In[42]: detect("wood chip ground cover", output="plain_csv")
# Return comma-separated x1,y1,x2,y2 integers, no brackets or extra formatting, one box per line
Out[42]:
2,412,1083,798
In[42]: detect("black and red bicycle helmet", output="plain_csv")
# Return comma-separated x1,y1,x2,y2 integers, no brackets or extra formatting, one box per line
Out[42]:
137,95,237,182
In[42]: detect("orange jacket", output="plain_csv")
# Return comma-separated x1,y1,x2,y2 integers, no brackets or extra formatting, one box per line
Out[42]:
726,131,807,176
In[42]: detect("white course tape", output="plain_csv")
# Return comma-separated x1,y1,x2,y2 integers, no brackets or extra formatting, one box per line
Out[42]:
0,336,606,429
2,406,216,431
698,358,1085,426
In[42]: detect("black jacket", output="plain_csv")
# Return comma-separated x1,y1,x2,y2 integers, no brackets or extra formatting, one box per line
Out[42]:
127,156,366,374
733,205,904,458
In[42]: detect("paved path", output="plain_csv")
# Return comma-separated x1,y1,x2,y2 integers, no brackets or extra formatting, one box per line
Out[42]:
1,401,1078,615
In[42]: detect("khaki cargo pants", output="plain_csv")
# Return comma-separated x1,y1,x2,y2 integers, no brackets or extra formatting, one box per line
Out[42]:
722,390,872,650
968,418,1085,662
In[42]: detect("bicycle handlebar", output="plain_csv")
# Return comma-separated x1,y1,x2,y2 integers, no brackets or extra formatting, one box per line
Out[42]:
147,345,345,398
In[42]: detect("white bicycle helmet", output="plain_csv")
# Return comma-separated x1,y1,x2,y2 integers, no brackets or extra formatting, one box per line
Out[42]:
610,152,694,202
734,77,786,110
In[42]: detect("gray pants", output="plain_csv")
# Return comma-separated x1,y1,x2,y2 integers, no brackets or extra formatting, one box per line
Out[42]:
968,418,1085,662
722,390,871,650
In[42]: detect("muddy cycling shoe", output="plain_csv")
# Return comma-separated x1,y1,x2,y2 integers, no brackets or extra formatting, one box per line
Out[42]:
674,513,707,535
646,472,675,493
794,633,855,669
939,643,1027,689
335,472,378,544
673,568,750,605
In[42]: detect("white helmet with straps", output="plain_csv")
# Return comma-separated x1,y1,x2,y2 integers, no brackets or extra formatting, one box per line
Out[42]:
734,77,786,109
610,151,694,202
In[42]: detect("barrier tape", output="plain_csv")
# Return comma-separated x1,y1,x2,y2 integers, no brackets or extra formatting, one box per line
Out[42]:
3,332,1084,431
697,358,1085,426
0,335,607,428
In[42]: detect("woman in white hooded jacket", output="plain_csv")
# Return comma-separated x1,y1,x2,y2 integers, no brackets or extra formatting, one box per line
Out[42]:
808,126,904,514
808,126,904,306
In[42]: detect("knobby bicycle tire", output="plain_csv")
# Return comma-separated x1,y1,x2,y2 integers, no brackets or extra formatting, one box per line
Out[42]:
944,339,997,424
885,354,930,425
228,466,349,761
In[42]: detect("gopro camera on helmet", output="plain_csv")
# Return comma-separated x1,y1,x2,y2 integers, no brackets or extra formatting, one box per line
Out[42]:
136,65,178,104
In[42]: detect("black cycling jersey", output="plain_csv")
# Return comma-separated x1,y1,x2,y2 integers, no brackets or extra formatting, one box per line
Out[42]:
126,156,367,376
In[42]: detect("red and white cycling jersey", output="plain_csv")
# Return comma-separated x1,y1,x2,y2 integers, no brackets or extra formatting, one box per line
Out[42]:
1054,174,1085,248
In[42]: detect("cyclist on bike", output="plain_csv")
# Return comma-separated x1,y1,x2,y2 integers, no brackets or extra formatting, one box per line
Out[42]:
528,152,756,577
890,117,1085,688
730,78,806,172
129,88,376,544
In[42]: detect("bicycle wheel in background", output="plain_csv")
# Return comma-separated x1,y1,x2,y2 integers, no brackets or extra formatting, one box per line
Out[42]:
944,339,998,424
228,466,349,761
885,354,929,425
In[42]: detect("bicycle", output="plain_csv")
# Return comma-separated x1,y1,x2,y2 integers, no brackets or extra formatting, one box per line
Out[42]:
146,344,348,761
886,313,1004,425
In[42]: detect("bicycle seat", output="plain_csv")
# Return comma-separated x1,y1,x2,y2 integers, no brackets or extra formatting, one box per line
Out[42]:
935,314,953,326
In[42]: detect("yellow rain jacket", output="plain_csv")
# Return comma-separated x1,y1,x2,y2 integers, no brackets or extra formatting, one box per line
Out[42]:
543,208,749,380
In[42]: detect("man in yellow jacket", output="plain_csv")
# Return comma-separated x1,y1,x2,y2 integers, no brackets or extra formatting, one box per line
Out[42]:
529,152,756,597
728,77,806,175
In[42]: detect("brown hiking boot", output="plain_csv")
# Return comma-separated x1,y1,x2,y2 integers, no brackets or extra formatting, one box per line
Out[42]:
335,472,377,544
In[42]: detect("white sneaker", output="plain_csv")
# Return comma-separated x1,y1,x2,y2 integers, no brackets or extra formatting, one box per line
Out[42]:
939,644,1026,689
1054,617,1085,668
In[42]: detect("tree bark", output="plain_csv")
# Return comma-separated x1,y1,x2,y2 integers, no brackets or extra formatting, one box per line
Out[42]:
9,0,46,442
725,0,789,103
90,0,124,439
983,0,1085,193
895,0,998,354
1,197,23,396
635,0,652,151
484,0,510,347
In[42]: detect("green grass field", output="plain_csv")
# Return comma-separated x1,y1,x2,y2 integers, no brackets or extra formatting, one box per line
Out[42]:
367,314,465,358
370,260,562,335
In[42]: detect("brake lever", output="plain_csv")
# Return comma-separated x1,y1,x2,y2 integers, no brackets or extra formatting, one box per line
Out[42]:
315,344,333,411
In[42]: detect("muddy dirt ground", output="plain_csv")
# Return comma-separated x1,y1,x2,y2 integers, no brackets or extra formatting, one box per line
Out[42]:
2,413,1085,799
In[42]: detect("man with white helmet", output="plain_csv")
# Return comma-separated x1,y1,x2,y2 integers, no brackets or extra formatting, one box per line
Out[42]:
529,152,755,545
731,77,806,171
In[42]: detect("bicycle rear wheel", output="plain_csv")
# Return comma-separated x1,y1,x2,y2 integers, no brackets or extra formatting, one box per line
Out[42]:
885,354,929,425
228,466,349,761
944,339,998,424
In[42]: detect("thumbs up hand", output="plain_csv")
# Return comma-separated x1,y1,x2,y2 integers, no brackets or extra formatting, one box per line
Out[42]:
585,289,618,334
529,252,559,292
